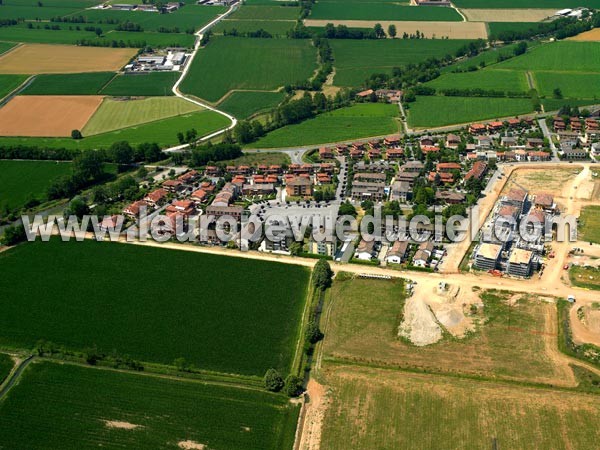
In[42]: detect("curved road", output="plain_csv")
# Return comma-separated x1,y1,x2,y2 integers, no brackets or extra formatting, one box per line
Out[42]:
165,3,240,153
0,355,34,400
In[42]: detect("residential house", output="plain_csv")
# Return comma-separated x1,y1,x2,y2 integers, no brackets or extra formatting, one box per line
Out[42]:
355,239,376,260
123,200,149,218
386,240,409,264
464,161,488,182
144,188,168,207
286,176,313,197
390,181,412,202
351,181,386,202
445,133,461,149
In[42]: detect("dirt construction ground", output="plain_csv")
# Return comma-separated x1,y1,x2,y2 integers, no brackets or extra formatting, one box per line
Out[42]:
569,28,600,41
304,20,488,39
461,9,556,22
0,44,136,74
0,95,103,137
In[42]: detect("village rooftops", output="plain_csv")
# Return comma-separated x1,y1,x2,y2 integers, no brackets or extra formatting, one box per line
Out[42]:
535,193,554,208
504,188,527,204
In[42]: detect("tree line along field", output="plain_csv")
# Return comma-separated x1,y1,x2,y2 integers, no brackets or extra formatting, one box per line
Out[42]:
408,96,534,129
0,361,300,450
0,353,14,385
82,97,203,136
309,1,462,21
180,37,318,102
0,109,229,149
213,19,296,36
218,91,286,120
329,39,474,87
320,365,600,450
0,240,310,377
0,160,72,213
246,103,399,149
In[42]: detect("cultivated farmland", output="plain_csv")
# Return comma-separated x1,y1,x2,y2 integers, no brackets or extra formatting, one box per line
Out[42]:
461,8,556,22
0,353,14,385
0,361,300,450
231,5,300,20
453,0,600,7
0,41,16,55
218,91,286,119
100,72,179,96
533,71,600,100
213,19,296,36
21,72,116,95
569,28,600,41
310,1,462,21
0,74,27,99
329,39,473,87
496,41,600,72
0,95,103,137
247,103,399,148
180,36,317,102
578,205,600,244
0,44,136,74
0,240,310,376
320,365,600,450
425,69,529,93
82,97,202,136
0,160,72,213
407,95,534,129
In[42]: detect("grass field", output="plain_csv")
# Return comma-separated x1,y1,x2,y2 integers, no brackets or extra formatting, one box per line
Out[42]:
21,72,115,95
488,21,541,38
310,2,462,21
0,109,230,149
246,103,398,148
533,71,600,100
497,41,600,72
320,365,600,450
0,95,103,137
0,160,72,212
0,41,16,55
82,97,202,136
425,69,529,93
407,95,534,128
231,5,300,20
100,72,179,96
440,42,523,74
213,19,296,36
0,240,310,376
180,36,317,102
0,44,136,74
329,39,473,87
322,278,568,385
541,98,598,111
0,361,299,450
453,0,600,7
0,27,104,45
218,91,286,119
569,266,600,291
0,353,14,385
0,74,27,99
578,205,600,244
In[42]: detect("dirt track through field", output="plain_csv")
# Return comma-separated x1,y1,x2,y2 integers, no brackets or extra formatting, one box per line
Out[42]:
0,95,103,137
304,20,488,39
461,8,556,22
0,44,136,74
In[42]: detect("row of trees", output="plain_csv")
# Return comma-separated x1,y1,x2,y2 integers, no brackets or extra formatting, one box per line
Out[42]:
490,14,599,42
189,142,243,166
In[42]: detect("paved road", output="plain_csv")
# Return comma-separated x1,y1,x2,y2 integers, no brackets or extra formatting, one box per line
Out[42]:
164,3,240,153
538,118,559,161
0,355,34,400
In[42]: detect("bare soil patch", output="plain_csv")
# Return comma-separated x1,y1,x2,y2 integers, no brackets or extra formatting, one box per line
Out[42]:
304,20,488,39
178,441,206,450
0,95,103,137
103,420,143,430
299,379,329,450
0,44,136,74
569,28,600,41
461,8,556,22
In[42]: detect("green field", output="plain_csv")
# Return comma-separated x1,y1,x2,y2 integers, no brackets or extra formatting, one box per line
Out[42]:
569,266,600,291
218,91,286,119
426,69,529,93
231,5,300,20
213,19,296,35
0,74,27,99
0,240,310,376
0,109,230,149
0,160,72,212
21,72,115,95
407,95,534,128
439,42,524,74
578,205,600,244
320,365,600,450
247,103,398,148
0,41,16,55
488,22,540,39
453,0,600,7
0,361,299,450
541,98,598,111
0,353,13,385
330,39,473,87
83,97,202,136
310,2,462,21
100,72,179,96
497,41,600,73
533,71,600,100
180,36,318,102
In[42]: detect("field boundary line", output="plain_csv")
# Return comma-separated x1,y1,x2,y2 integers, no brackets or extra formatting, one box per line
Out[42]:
0,75,34,107
0,355,34,400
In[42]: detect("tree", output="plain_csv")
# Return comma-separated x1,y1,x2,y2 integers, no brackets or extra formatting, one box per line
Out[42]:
263,368,284,392
289,241,303,256
553,87,563,99
66,196,89,219
1,224,26,246
338,200,357,217
177,132,185,145
374,23,386,39
109,141,134,165
284,375,304,397
313,259,333,290
73,151,104,181
388,24,397,39
174,357,191,372
514,41,527,56
306,320,324,344
71,129,82,140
